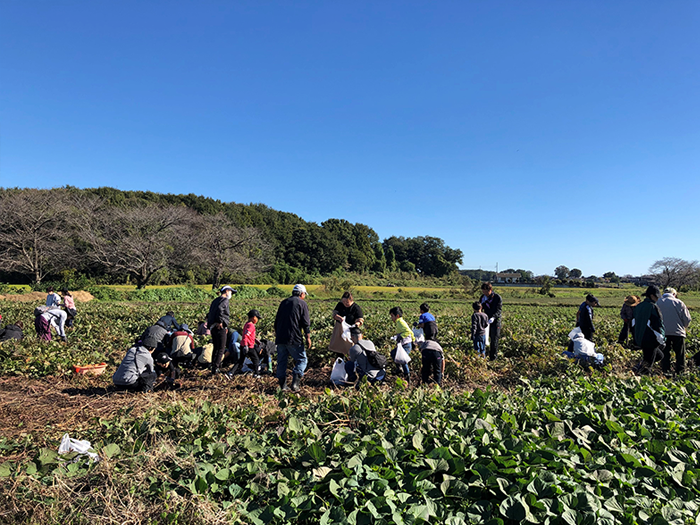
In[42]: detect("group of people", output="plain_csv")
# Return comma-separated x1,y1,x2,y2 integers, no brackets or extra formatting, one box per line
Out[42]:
33,288,78,342
571,285,693,375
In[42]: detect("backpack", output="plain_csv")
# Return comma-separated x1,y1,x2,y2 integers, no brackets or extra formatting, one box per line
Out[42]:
359,342,387,369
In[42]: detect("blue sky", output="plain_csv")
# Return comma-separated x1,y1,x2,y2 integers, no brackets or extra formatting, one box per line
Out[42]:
1,1,698,277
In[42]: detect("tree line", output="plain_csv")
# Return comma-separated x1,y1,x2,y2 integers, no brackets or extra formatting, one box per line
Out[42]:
0,187,464,287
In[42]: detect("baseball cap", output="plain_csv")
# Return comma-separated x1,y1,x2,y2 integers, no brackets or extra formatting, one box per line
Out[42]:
247,309,262,319
155,352,172,365
292,284,308,295
664,287,677,296
586,294,600,306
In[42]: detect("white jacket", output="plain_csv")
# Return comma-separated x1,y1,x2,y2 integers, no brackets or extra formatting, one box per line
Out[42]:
657,294,692,338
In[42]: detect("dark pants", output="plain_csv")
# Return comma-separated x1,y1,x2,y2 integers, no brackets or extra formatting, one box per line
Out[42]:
211,326,228,372
237,345,261,374
642,344,664,369
662,335,685,374
488,323,500,361
116,369,157,393
421,349,443,386
618,320,632,344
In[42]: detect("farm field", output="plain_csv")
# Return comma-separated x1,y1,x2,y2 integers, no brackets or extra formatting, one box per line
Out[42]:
1,294,700,524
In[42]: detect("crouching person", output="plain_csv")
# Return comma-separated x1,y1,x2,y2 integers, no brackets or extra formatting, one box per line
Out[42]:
154,352,181,387
348,327,386,389
113,335,158,393
421,339,444,386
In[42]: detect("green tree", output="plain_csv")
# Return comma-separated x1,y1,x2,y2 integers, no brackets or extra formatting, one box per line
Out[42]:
554,266,570,280
569,268,583,279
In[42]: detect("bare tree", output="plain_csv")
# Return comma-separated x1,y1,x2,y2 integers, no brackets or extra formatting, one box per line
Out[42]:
649,257,699,289
78,201,197,288
192,213,270,289
0,189,74,283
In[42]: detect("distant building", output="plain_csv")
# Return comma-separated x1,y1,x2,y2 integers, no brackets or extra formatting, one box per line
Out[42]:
495,272,521,284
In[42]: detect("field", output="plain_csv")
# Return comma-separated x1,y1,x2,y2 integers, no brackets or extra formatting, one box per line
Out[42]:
1,289,700,524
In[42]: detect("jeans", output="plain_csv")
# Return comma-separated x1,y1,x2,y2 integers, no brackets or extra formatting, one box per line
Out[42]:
473,335,486,358
391,342,412,376
276,343,307,379
662,335,685,374
421,349,443,386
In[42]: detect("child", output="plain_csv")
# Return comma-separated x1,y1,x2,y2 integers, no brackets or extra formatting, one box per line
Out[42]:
416,303,438,341
420,339,444,386
390,306,415,378
154,352,182,386
228,309,262,378
46,287,61,308
471,301,489,358
61,289,77,328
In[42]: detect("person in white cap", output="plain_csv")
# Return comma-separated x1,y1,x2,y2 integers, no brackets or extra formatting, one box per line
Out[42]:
274,284,311,391
656,287,692,375
207,285,235,376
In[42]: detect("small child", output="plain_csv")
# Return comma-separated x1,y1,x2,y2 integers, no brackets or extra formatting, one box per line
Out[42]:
154,352,181,386
62,289,77,328
390,306,415,377
46,287,61,308
415,302,438,341
470,301,489,358
420,339,444,386
229,309,262,377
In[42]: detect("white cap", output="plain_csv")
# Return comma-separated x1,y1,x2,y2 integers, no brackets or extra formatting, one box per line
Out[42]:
292,284,308,295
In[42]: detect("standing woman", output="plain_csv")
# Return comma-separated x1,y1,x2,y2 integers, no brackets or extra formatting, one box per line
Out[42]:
62,289,77,328
329,291,364,355
617,295,640,345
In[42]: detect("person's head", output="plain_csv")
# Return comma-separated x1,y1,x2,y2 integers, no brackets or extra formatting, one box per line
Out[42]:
624,295,640,306
247,309,261,324
481,282,493,296
419,302,429,314
350,326,363,343
220,285,235,299
292,284,308,299
643,285,661,303
47,287,54,293
180,323,191,333
155,352,172,368
389,306,403,321
341,291,354,308
62,288,71,296
664,287,678,297
166,311,175,317
585,294,600,307
14,321,23,329
142,333,160,351
472,301,482,312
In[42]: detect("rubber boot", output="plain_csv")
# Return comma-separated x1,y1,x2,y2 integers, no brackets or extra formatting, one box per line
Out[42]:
279,375,289,391
291,373,301,392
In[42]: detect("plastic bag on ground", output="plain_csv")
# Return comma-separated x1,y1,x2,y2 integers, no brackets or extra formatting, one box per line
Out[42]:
59,433,100,462
413,328,425,344
330,357,348,385
394,342,411,365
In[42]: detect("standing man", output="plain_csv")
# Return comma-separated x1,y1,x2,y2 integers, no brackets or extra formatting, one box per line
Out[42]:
657,287,691,376
576,294,600,342
633,285,666,374
479,282,502,361
207,285,235,376
274,284,311,392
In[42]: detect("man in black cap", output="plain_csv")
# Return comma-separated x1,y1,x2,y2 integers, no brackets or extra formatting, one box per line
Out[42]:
576,293,600,342
633,285,666,374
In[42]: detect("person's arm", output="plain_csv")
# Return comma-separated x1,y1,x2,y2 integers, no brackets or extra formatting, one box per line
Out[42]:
681,303,692,329
470,315,476,338
301,303,311,348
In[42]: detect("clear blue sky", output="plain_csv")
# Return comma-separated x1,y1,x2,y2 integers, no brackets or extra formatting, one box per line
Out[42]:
2,1,698,277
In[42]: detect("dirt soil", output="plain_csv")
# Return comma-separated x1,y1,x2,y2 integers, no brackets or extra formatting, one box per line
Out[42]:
0,291,94,303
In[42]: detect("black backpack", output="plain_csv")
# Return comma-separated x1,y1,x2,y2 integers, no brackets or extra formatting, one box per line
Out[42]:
359,342,387,369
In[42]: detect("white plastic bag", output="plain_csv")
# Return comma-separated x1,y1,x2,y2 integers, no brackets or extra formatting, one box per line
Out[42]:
340,318,352,342
413,328,425,344
573,338,596,357
485,326,491,347
58,433,100,462
330,357,348,385
568,327,583,340
648,321,665,346
394,342,411,365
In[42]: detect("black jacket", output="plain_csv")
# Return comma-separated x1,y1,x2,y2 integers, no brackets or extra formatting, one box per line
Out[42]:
0,324,23,342
274,296,310,345
207,296,230,328
480,293,502,324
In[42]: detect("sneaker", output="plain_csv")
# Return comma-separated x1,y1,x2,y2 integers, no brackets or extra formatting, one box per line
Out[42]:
224,371,234,380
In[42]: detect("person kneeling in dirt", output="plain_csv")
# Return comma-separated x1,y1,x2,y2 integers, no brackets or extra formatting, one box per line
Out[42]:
0,321,24,342
420,339,444,386
170,323,196,367
154,352,181,388
138,322,170,354
348,327,386,389
113,334,158,393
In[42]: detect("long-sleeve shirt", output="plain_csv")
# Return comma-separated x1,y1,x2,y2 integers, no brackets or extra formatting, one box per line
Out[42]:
207,296,230,328
242,321,256,348
274,296,310,345
394,317,415,342
471,312,489,338
46,293,61,307
63,295,76,310
576,302,595,335
157,314,181,331
657,294,692,337
634,298,665,349
113,346,154,386
480,293,502,324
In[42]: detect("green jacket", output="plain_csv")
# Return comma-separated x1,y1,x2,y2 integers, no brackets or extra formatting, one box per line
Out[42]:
633,298,665,349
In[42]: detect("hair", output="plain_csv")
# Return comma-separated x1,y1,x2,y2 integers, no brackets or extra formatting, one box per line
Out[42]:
47,287,54,293
61,288,71,296
481,282,493,292
166,311,175,317
292,289,302,297
14,321,23,329
472,301,482,311
341,291,353,300
389,306,403,317
419,302,429,313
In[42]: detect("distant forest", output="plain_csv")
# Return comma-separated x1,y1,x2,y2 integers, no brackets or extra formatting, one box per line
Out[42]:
0,187,467,288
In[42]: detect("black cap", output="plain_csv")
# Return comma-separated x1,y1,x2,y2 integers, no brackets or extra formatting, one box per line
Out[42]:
642,285,661,298
349,326,362,337
586,294,600,306
248,309,261,319
155,352,172,364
